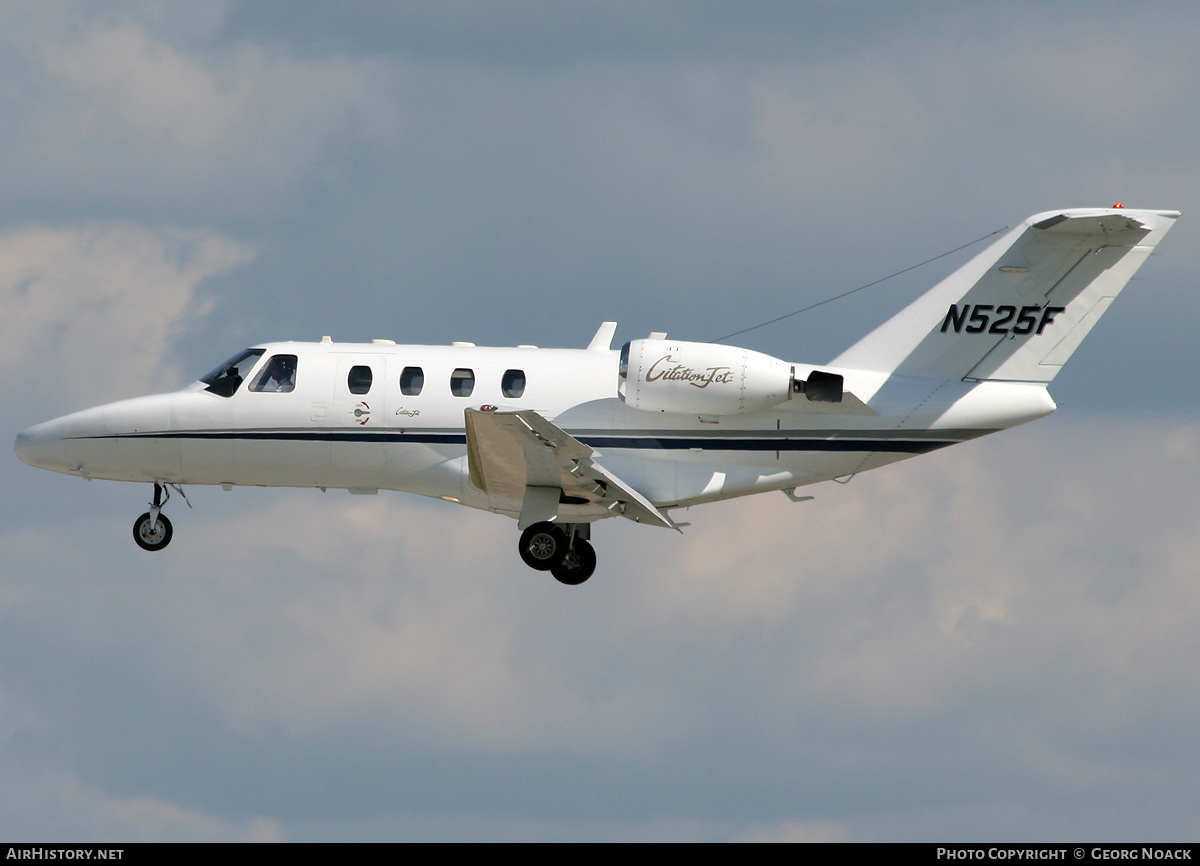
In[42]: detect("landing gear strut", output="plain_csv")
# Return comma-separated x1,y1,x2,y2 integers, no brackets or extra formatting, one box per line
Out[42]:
132,482,174,551
517,522,596,585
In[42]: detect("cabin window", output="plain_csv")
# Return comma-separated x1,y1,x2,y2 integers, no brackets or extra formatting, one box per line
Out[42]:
501,369,526,399
201,348,264,398
347,365,373,395
450,368,475,397
249,355,298,393
400,366,424,396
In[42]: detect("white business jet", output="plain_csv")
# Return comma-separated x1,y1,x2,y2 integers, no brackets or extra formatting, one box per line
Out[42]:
14,207,1179,584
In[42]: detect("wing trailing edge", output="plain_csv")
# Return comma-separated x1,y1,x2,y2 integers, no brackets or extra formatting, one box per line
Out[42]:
464,408,679,530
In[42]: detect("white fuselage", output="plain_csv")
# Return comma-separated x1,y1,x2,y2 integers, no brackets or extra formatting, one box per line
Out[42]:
15,338,1055,523
12,208,1174,580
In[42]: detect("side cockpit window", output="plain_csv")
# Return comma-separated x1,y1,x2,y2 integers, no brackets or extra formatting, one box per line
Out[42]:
201,349,264,398
249,355,298,393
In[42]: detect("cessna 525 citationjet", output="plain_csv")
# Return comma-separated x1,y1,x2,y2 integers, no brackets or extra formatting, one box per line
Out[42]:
14,207,1179,584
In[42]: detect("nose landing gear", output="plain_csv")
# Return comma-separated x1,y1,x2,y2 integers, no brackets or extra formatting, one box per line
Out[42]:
517,522,596,585
133,510,173,551
132,482,185,551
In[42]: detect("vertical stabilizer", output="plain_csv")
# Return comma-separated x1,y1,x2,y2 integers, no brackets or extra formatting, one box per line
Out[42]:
832,208,1180,382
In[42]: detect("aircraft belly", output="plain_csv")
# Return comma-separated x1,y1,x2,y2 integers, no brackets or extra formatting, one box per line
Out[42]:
179,438,232,482
592,435,936,506
383,449,466,500
129,437,181,482
172,425,463,491
232,438,329,487
330,439,383,472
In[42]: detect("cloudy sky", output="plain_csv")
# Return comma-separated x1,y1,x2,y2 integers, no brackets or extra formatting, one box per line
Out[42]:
3,0,1199,842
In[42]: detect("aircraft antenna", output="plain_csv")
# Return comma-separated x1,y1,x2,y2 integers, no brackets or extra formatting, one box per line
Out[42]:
710,224,1010,343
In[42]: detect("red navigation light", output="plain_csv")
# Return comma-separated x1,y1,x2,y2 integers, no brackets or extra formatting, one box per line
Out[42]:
1112,202,1123,208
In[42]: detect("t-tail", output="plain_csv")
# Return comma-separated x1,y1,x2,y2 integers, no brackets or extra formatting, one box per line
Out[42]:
832,207,1180,382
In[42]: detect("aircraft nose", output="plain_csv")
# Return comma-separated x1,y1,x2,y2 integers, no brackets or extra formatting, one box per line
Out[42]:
14,418,69,472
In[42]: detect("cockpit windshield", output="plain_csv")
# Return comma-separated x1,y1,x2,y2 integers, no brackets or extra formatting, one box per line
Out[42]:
201,349,264,398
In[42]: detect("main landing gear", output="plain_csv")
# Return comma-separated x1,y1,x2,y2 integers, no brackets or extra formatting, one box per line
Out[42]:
518,522,597,585
132,482,186,552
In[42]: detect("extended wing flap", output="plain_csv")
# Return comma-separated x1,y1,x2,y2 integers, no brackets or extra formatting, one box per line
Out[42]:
465,408,678,530
465,409,570,494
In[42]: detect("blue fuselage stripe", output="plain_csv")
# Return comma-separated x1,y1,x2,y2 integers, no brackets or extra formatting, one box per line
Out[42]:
78,430,957,454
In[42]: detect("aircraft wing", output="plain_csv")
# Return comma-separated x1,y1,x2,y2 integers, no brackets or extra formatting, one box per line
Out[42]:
464,408,679,531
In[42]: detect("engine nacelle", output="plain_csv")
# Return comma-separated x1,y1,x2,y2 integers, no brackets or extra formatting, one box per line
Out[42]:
619,339,794,415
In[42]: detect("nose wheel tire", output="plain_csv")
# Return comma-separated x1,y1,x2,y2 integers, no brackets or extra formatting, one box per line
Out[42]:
519,522,567,571
133,512,173,551
551,538,596,585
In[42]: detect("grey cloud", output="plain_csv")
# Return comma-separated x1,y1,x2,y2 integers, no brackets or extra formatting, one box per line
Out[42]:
0,10,401,219
3,0,1199,842
218,0,923,69
0,223,251,413
3,2,1194,413
173,11,1198,409
3,420,1199,838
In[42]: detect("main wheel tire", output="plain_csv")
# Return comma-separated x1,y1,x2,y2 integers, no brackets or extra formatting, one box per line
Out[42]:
552,538,596,585
519,522,567,571
133,512,173,551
